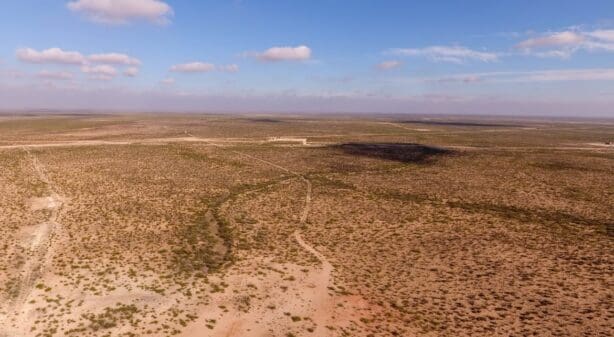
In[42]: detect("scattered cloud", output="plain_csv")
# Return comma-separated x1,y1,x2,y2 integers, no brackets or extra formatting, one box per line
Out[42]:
170,62,239,73
533,50,575,59
519,68,614,82
3,85,612,117
89,53,141,65
516,29,614,58
516,31,585,49
254,45,312,62
16,48,140,78
81,64,118,80
67,0,173,25
434,75,483,84
389,46,498,63
16,48,140,65
124,67,139,77
426,68,614,84
170,62,216,73
37,70,74,80
16,47,86,65
376,60,402,70
585,29,614,42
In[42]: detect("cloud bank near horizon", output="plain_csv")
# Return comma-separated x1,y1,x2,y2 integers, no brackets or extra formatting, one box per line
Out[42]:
1,84,612,117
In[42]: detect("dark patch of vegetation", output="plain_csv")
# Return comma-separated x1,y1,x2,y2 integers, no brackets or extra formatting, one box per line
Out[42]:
447,201,611,234
3,277,20,299
244,118,283,123
172,209,229,274
375,190,610,235
82,303,140,331
399,120,521,127
332,143,453,163
172,176,291,274
209,196,235,267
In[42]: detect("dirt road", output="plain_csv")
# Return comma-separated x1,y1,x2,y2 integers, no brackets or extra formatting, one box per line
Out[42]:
0,149,65,337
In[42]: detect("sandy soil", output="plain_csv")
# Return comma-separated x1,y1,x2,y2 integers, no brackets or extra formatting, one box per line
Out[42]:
586,142,614,147
0,115,610,337
1,150,65,337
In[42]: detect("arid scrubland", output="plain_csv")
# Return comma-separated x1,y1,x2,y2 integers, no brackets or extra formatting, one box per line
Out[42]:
0,113,612,337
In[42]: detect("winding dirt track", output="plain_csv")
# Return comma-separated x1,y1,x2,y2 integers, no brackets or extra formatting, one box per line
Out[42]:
188,134,336,337
0,149,64,337
191,133,327,266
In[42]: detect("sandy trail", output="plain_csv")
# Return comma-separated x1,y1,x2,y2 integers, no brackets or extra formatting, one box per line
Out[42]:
293,231,335,336
0,149,64,337
0,140,132,149
380,122,431,132
0,137,313,150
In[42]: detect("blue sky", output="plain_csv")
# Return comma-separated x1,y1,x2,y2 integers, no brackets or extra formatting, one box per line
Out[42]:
1,0,614,116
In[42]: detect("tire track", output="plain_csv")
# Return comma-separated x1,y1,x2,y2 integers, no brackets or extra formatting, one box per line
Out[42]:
189,134,336,336
1,149,64,336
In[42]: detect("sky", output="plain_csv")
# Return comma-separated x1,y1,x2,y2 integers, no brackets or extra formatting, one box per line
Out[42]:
1,0,614,116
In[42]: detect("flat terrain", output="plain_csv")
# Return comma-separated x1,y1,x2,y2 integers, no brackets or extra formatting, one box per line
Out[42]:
0,113,612,337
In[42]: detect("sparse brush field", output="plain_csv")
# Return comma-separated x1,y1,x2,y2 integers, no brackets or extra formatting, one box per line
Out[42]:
0,113,612,337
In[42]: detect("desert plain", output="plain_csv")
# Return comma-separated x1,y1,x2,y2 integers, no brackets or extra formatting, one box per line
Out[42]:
0,113,612,337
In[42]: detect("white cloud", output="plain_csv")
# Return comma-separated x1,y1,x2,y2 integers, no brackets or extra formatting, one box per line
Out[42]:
519,68,614,82
16,48,142,76
16,47,86,65
516,31,585,49
586,29,614,42
533,50,574,59
81,64,118,80
376,60,402,70
256,45,312,62
426,68,614,83
67,0,173,25
516,29,614,58
390,46,498,63
89,53,141,65
124,67,139,77
583,40,614,52
170,62,216,73
37,70,74,80
170,62,239,73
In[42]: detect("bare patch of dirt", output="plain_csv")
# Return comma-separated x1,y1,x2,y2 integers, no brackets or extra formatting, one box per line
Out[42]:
28,194,63,211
